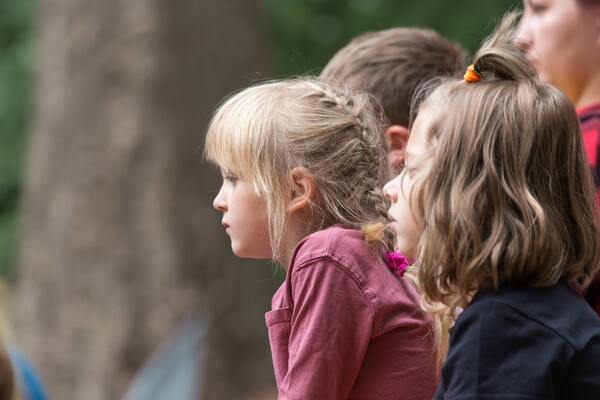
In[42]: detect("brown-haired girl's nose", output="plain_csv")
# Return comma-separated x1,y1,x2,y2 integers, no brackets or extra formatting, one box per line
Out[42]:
383,176,400,202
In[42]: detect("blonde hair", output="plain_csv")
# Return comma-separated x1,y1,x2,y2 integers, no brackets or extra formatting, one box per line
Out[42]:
409,12,600,364
204,78,394,261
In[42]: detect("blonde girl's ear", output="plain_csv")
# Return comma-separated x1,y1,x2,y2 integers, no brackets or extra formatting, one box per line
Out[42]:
288,167,316,213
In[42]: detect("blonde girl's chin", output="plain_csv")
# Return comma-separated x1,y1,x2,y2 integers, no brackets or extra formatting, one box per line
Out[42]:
230,244,274,260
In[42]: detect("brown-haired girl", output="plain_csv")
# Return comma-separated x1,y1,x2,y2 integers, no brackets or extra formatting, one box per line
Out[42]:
384,13,600,398
205,78,437,399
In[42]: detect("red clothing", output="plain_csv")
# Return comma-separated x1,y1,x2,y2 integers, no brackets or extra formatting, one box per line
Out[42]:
266,226,437,400
580,103,600,315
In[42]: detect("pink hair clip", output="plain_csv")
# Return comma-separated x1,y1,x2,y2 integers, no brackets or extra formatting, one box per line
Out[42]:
385,250,411,277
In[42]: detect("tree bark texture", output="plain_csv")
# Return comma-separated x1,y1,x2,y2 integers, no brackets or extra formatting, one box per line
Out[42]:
12,0,277,399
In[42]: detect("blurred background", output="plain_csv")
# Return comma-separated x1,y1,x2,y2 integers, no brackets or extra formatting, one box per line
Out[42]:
0,0,518,399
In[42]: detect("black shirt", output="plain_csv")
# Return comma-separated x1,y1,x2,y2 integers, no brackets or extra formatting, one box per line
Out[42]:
434,282,600,399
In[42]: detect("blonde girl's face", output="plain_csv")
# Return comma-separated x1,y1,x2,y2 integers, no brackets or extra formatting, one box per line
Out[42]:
213,171,273,259
383,108,434,258
514,0,600,106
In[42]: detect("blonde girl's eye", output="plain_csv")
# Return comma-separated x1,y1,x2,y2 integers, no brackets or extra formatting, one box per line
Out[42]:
225,174,238,184
221,170,239,185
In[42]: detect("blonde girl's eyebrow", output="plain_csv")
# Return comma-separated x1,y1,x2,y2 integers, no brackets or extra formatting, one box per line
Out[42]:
219,167,233,175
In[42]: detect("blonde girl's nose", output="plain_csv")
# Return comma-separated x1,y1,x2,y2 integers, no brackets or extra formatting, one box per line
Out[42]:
213,186,227,211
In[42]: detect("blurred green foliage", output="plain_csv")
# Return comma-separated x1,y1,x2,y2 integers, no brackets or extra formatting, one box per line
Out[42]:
0,0,34,280
266,0,521,75
0,0,521,281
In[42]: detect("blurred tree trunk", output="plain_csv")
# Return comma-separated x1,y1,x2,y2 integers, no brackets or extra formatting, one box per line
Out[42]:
12,0,277,399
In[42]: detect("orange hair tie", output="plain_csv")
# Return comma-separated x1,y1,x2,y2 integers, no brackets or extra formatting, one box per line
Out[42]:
464,64,481,83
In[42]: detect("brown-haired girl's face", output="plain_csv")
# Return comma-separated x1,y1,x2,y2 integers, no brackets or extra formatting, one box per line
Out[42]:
383,108,434,258
514,0,600,106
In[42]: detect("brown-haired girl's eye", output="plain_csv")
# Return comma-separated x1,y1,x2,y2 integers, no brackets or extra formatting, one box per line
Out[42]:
403,164,417,177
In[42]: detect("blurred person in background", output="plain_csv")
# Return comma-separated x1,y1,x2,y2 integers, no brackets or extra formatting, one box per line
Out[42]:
515,0,600,315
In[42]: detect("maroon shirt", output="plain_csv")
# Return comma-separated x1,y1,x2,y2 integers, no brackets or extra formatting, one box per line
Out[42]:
266,226,437,399
580,103,600,316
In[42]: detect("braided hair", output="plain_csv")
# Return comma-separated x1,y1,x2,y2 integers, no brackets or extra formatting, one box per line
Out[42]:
205,77,395,262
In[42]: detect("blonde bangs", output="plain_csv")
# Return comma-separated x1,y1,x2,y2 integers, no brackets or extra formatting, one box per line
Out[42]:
204,83,285,193
204,82,294,261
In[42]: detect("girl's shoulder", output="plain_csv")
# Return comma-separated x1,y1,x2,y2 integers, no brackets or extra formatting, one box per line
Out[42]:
292,225,380,269
305,224,362,242
446,283,600,398
465,282,600,347
287,226,427,333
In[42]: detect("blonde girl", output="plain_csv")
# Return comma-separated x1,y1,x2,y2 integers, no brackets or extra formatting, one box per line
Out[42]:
384,13,600,398
205,78,437,399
